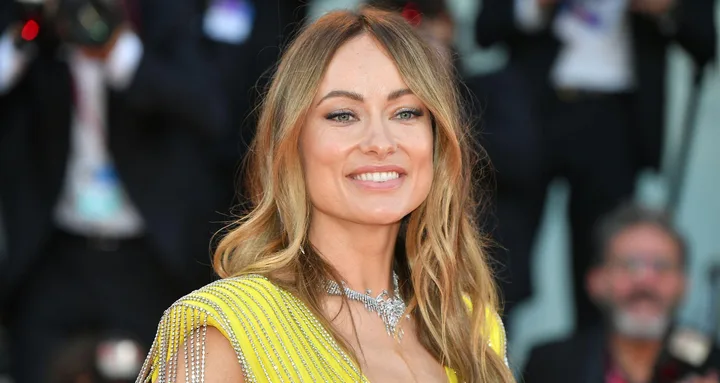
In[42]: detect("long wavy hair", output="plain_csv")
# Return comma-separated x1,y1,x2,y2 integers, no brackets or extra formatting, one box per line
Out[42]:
214,8,513,383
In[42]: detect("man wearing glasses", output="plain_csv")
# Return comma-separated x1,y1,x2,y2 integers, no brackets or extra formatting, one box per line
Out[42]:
523,203,719,383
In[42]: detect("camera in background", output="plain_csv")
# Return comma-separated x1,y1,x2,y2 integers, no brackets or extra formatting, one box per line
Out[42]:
13,0,125,47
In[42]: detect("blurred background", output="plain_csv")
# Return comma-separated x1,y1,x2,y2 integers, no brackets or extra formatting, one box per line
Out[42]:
0,0,718,382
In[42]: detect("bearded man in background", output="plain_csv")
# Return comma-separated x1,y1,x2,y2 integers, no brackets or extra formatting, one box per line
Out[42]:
523,204,720,383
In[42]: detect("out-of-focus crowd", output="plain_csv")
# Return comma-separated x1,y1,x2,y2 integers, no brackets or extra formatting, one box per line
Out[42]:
0,0,718,382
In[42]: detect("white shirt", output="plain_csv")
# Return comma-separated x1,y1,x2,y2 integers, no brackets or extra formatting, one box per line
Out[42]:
0,32,32,94
0,29,146,238
514,0,635,92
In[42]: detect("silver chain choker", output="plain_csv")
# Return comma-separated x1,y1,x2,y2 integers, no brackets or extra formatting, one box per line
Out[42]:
325,272,407,340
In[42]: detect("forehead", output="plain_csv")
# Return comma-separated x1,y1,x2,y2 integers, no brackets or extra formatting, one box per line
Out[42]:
608,224,681,260
317,34,409,97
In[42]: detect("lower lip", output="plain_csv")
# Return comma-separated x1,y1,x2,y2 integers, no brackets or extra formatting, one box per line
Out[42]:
348,175,405,190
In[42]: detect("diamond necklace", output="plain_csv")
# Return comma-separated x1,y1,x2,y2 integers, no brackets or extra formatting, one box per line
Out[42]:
325,271,408,340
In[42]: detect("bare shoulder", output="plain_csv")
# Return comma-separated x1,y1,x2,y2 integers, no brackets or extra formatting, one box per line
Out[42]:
174,326,244,383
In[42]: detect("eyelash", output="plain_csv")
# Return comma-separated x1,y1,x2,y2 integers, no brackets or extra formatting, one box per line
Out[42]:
325,110,356,123
324,108,424,123
395,108,424,120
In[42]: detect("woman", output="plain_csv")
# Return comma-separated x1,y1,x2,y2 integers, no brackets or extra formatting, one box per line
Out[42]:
137,8,514,383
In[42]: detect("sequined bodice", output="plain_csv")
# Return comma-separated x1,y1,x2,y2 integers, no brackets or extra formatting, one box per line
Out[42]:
137,275,507,383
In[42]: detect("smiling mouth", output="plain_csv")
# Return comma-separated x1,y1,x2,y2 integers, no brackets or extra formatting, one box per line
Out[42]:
350,171,401,182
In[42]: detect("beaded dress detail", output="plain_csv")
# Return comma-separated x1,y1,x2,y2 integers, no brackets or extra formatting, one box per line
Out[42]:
136,275,508,383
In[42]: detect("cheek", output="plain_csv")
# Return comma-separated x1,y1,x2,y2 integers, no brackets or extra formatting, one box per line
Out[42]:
300,131,347,201
608,275,634,299
415,150,434,198
407,129,435,192
659,275,684,299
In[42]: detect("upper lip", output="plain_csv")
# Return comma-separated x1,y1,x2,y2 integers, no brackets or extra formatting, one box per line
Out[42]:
347,165,407,177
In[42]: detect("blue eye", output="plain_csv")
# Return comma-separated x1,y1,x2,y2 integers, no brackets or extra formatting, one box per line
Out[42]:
326,111,357,123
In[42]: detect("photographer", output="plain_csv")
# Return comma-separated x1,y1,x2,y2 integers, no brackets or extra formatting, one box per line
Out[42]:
0,0,229,382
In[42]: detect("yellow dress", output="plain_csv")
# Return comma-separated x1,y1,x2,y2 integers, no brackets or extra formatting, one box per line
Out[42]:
137,274,508,383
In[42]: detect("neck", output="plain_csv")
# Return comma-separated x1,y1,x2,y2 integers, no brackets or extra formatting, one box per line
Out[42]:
308,210,400,294
609,333,662,383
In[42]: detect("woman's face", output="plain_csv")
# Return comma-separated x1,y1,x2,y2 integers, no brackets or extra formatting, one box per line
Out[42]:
300,34,434,226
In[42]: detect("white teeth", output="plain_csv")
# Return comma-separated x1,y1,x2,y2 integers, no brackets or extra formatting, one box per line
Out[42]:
352,171,400,182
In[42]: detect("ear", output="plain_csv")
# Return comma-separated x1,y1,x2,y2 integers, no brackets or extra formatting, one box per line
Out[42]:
586,266,606,302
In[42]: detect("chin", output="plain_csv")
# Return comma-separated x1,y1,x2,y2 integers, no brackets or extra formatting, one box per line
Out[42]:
344,199,413,222
355,213,407,226
349,206,410,225
612,309,670,340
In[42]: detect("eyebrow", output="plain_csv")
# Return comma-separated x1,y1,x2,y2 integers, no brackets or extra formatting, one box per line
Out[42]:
387,88,413,101
316,88,414,106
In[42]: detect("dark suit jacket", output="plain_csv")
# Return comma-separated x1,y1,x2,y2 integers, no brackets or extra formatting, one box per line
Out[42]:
523,327,720,383
475,0,716,172
0,0,230,308
203,0,307,204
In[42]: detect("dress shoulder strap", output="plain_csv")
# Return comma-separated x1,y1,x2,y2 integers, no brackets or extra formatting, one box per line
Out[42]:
462,295,510,367
136,275,291,383
486,310,509,367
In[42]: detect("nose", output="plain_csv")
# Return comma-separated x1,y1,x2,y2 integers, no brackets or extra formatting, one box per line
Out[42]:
631,264,662,284
359,119,397,159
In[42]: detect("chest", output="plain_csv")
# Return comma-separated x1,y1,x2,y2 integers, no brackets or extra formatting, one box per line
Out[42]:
329,305,449,383
226,289,450,383
356,341,449,383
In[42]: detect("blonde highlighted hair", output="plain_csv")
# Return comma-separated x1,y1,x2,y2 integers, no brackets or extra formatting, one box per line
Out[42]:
214,8,513,383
